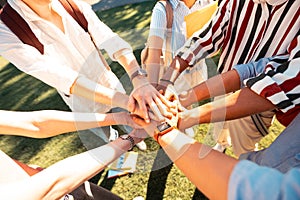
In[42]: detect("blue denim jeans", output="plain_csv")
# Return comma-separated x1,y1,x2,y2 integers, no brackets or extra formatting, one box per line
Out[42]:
239,114,300,173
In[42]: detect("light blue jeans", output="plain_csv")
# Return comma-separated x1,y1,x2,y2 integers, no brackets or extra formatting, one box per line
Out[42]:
240,114,300,173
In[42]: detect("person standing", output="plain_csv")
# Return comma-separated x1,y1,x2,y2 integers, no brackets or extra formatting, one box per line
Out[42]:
0,0,172,150
146,0,300,156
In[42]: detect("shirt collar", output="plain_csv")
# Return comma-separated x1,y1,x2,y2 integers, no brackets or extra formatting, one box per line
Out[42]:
252,0,288,6
170,0,180,10
172,0,206,10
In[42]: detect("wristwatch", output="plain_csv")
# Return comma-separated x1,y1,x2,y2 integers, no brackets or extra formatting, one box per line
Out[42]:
119,134,135,151
154,121,176,142
130,68,148,81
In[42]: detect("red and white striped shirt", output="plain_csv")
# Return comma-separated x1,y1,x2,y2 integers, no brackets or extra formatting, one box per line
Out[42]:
245,35,300,126
177,0,300,125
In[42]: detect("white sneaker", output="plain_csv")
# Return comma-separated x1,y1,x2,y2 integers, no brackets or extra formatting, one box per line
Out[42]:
109,126,119,142
133,196,144,200
135,141,147,151
213,143,226,153
185,127,195,138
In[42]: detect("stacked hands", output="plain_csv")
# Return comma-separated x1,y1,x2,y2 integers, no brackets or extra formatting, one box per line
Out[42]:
127,81,190,142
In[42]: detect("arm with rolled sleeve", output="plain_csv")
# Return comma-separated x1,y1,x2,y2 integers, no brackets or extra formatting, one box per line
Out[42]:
0,23,78,96
178,35,299,129
176,0,231,67
0,17,130,111
158,0,231,89
76,0,143,80
76,0,172,121
229,160,300,200
244,36,300,126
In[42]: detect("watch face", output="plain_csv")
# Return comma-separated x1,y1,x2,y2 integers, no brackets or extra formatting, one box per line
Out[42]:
138,68,147,76
157,122,172,132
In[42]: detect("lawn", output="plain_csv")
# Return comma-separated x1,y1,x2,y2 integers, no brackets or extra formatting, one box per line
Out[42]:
0,1,284,200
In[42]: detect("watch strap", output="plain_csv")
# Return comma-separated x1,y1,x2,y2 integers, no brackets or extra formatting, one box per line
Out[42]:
154,122,176,143
130,69,147,81
119,135,135,151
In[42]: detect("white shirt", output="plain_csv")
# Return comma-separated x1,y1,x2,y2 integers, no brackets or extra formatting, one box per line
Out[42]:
0,0,131,113
148,0,214,92
149,0,214,55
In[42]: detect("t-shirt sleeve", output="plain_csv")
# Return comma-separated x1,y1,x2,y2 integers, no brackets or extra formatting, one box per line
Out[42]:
229,160,300,200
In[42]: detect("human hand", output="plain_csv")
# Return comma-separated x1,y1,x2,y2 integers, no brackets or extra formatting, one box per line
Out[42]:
177,108,198,131
132,109,179,139
131,115,160,137
178,89,198,108
128,79,175,123
129,128,149,141
163,85,185,114
113,112,142,129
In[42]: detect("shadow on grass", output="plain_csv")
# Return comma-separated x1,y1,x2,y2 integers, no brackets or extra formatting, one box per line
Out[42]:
0,63,69,111
146,149,173,200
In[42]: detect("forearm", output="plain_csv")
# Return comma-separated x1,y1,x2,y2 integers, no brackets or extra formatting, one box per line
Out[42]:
158,56,188,89
0,110,130,138
179,88,275,129
158,129,237,200
115,50,140,82
71,76,129,109
0,134,140,200
180,70,241,107
144,35,164,85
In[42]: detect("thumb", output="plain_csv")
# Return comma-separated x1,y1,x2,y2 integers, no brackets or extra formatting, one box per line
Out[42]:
127,96,136,113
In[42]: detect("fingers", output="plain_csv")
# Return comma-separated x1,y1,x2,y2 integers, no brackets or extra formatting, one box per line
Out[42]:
148,110,161,121
137,98,150,123
131,114,148,126
148,101,165,121
150,97,173,120
128,96,136,113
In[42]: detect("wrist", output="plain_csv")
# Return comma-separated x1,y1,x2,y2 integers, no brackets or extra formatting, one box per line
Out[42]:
128,132,144,145
132,75,149,88
159,78,174,86
130,68,148,84
112,92,129,110
158,129,196,161
112,112,127,125
153,121,176,143
119,134,135,151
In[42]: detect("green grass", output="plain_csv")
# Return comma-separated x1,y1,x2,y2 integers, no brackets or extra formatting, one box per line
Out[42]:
0,2,284,200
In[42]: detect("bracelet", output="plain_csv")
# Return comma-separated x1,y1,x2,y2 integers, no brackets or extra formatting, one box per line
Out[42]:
154,121,176,144
119,135,135,151
159,78,174,85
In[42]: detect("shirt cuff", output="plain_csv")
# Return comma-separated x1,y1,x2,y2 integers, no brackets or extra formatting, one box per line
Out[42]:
233,57,271,88
100,35,133,61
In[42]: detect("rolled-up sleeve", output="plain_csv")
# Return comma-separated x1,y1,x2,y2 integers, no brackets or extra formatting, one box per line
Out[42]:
233,57,272,88
77,0,132,61
176,0,231,66
229,160,300,200
244,39,300,114
0,25,78,95
148,2,167,40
